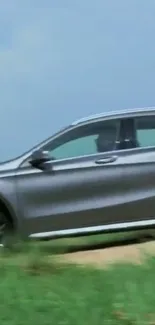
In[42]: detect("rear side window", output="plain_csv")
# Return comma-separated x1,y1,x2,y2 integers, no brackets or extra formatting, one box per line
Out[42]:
135,116,155,148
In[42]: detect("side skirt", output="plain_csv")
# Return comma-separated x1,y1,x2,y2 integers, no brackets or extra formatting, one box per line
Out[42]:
29,218,155,240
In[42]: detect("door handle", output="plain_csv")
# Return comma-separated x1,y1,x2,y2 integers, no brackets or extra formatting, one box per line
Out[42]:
95,156,117,164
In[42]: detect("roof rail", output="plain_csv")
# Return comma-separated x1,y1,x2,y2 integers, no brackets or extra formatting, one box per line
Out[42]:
72,106,155,125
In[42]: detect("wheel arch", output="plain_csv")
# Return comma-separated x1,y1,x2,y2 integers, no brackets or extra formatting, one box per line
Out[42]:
0,194,18,231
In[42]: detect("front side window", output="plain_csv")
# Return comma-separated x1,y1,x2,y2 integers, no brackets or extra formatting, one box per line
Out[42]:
135,116,155,148
45,120,120,160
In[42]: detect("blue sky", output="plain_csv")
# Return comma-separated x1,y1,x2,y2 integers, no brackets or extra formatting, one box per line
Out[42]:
1,0,155,160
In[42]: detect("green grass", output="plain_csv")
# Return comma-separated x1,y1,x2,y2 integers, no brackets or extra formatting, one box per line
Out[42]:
0,230,155,325
0,254,155,325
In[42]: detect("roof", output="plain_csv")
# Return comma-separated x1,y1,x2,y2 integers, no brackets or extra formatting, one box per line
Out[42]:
72,106,155,126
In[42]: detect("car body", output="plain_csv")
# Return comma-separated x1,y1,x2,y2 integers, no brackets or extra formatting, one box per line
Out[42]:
1,106,155,244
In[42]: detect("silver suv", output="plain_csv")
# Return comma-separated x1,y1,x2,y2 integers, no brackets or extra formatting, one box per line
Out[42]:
0,107,155,246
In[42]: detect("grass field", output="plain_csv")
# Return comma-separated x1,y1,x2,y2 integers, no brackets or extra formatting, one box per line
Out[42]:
0,230,155,325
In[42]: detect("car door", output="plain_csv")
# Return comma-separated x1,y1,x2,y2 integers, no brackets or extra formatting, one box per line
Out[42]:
16,117,131,238
114,114,155,224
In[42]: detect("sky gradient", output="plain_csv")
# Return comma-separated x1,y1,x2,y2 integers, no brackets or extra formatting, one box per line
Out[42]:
1,0,155,160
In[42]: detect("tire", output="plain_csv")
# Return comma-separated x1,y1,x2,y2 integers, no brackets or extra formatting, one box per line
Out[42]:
0,212,15,248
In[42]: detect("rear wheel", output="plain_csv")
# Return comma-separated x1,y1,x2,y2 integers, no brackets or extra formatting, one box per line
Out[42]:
0,212,15,248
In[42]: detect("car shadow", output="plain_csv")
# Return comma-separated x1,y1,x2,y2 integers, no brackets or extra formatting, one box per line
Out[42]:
62,233,154,254
38,231,155,255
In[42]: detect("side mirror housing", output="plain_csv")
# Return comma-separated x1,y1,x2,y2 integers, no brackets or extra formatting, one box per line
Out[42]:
30,149,50,169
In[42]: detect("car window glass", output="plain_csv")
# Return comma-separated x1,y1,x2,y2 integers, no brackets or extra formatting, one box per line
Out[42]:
50,135,97,159
46,120,120,160
135,116,155,147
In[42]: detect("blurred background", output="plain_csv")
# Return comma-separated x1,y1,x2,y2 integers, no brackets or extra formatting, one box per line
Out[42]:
1,0,155,160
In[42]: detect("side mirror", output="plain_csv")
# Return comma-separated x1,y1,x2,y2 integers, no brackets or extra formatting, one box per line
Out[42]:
30,149,50,169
